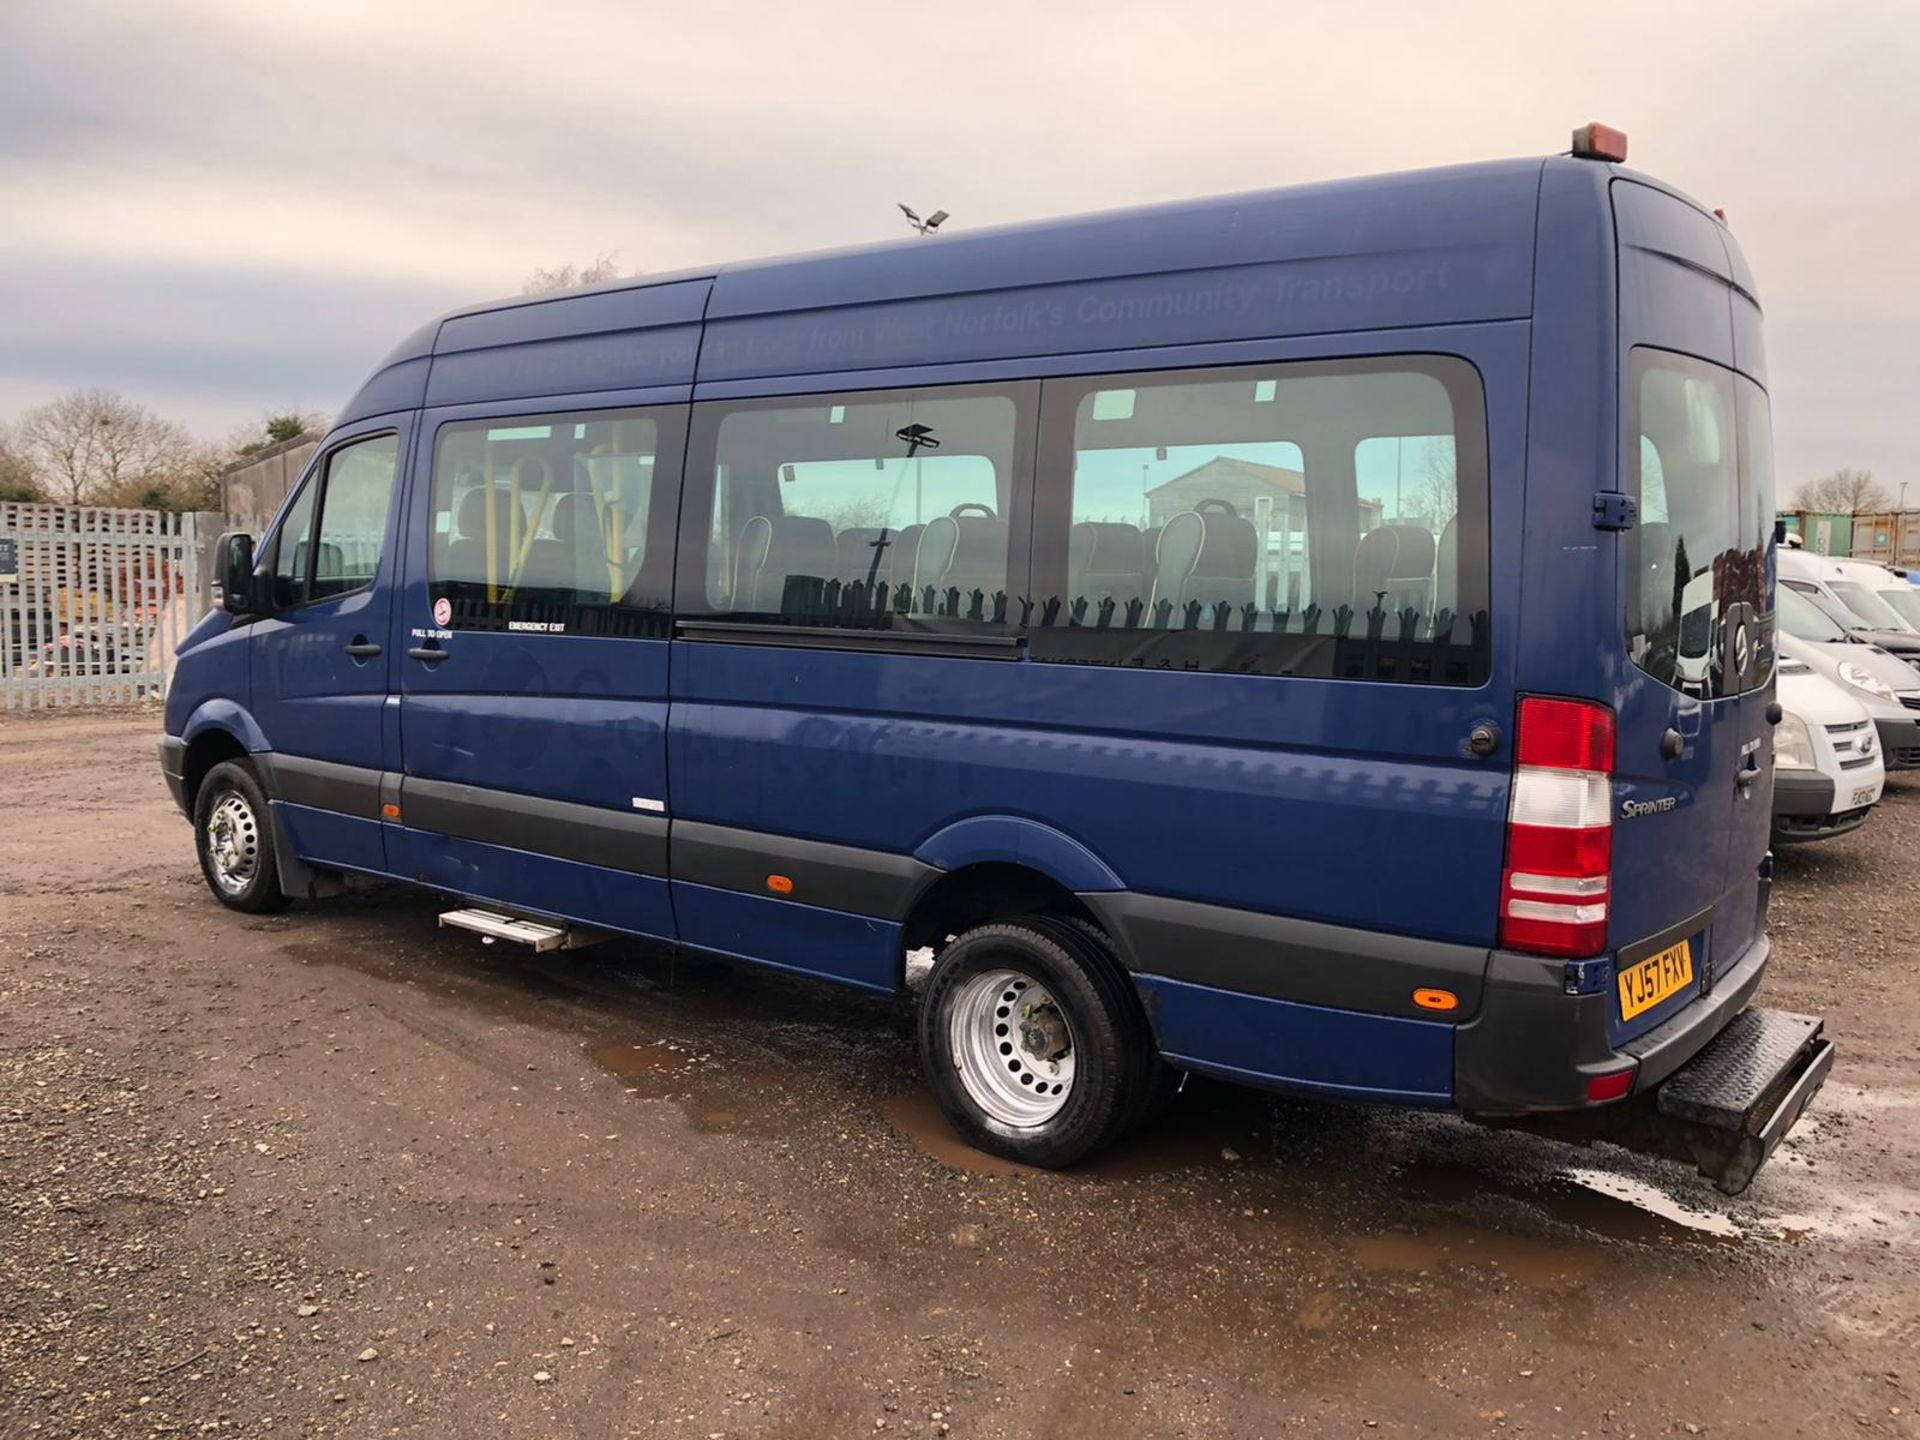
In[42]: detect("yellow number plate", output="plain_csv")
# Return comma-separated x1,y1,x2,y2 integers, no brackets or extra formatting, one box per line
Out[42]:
1618,939,1694,1021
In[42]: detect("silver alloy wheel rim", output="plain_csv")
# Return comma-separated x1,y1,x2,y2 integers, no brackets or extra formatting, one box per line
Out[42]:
205,791,260,895
949,967,1076,1128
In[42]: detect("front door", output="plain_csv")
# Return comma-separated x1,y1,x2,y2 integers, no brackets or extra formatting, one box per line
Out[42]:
249,422,408,875
389,400,684,940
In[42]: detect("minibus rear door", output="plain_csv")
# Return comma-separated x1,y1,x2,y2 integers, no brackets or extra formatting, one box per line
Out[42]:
1609,351,1748,1042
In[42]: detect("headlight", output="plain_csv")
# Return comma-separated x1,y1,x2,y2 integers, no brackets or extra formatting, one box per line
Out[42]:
1774,712,1816,770
1838,660,1896,701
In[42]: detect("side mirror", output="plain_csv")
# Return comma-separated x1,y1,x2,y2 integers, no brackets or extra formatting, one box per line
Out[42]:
219,532,257,614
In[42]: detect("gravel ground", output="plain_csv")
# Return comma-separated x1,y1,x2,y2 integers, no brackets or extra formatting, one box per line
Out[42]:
1,708,1915,1439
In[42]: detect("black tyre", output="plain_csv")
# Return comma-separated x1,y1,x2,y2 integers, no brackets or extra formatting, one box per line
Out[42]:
917,916,1152,1167
193,760,287,914
1045,913,1183,1131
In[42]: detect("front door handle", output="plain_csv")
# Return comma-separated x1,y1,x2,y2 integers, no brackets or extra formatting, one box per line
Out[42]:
407,645,449,662
344,642,383,658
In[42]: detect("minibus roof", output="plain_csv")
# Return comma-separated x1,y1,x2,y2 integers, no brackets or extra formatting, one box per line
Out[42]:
341,154,1733,423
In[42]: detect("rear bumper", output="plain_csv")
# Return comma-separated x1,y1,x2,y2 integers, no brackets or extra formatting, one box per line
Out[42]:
1454,927,1771,1114
1476,1005,1832,1195
158,736,189,818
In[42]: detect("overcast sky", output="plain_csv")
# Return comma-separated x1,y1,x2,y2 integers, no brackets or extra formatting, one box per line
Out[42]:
2,0,1915,490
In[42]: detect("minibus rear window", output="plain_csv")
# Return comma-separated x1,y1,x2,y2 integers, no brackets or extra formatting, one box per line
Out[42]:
1624,349,1757,698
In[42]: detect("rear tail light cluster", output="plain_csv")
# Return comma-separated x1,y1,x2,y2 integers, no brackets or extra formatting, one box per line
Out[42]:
1500,697,1616,958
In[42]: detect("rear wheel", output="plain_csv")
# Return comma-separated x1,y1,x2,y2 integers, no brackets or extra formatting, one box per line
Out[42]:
193,760,286,914
918,916,1151,1167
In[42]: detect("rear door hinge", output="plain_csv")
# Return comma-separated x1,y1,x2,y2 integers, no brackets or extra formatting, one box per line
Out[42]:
1592,492,1638,531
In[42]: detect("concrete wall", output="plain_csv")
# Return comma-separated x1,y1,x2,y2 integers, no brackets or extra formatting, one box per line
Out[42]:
220,435,320,538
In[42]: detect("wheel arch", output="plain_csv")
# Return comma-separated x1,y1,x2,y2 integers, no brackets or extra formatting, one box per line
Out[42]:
178,699,267,814
910,815,1125,893
900,861,1102,960
181,729,251,815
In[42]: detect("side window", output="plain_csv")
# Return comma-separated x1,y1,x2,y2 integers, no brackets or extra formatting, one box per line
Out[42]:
268,433,397,608
1030,357,1490,684
428,407,683,636
1624,349,1742,697
679,386,1028,630
310,434,399,601
270,476,319,609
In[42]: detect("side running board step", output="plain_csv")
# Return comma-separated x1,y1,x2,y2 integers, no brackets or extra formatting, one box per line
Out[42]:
438,908,608,952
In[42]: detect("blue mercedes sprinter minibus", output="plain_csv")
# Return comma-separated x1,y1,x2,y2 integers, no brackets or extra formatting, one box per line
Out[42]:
162,127,1831,1192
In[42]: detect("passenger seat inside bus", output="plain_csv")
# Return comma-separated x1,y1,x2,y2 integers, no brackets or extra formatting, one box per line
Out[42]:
445,488,532,583
1353,523,1436,617
835,527,895,588
1149,503,1257,621
914,506,1008,608
522,493,605,595
731,515,836,612
1068,522,1149,607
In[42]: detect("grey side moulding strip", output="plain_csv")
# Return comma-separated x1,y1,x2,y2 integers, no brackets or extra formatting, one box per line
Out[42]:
401,776,670,877
671,818,936,919
1084,889,1491,1021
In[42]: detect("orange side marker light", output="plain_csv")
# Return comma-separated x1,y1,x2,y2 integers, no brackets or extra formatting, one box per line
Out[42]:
381,803,401,821
766,874,793,895
1412,988,1459,1013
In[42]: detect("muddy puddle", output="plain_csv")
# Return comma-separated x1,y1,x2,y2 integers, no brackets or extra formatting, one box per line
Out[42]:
589,1038,810,1136
279,908,1863,1264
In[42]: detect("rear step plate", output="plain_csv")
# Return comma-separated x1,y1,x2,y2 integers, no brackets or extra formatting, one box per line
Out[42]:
1659,1008,1823,1128
1655,1008,1833,1194
438,908,607,952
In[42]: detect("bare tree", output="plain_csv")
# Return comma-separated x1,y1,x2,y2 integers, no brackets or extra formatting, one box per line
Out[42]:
522,252,625,295
1415,437,1459,533
0,424,42,501
814,494,898,535
1792,467,1890,513
16,389,199,507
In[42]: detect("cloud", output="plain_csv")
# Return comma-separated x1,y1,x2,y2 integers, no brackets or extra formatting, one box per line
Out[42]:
1,0,1915,487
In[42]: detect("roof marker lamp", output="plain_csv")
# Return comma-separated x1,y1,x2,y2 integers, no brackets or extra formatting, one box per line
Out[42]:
1571,122,1628,163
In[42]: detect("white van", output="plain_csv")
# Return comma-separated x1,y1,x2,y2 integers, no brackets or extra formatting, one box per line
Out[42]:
1779,549,1920,647
1775,589,1920,769
1674,569,1718,693
1773,655,1885,842
1862,565,1920,633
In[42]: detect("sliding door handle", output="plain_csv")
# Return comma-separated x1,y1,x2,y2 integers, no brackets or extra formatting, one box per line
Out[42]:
407,645,449,663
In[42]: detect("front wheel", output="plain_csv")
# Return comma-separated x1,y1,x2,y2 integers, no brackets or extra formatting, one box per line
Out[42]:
917,917,1153,1168
193,760,287,913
